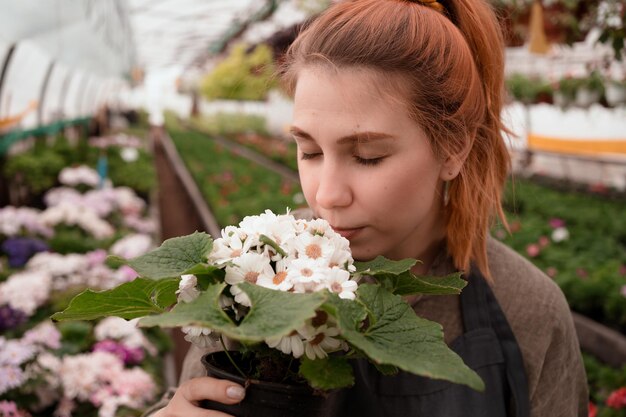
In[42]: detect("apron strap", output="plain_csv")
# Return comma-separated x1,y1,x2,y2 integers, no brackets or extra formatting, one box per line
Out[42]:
462,265,531,417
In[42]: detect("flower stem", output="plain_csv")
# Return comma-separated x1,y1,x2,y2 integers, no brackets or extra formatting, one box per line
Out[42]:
220,335,247,379
259,234,287,257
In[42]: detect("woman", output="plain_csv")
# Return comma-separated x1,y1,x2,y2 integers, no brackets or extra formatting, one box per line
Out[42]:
149,0,588,415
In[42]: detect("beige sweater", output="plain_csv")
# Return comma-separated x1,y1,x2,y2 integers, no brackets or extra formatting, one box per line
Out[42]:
144,236,589,417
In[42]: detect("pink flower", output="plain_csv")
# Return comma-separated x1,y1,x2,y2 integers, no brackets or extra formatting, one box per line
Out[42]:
619,264,626,276
620,285,626,298
577,268,589,279
549,218,565,229
606,387,626,409
588,401,597,417
545,267,558,278
538,236,550,248
526,244,540,258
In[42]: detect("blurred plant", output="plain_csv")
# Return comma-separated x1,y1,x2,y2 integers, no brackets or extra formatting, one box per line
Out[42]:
506,73,553,104
201,44,277,101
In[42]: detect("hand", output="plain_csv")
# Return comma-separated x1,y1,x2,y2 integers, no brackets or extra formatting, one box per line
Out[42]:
153,376,246,417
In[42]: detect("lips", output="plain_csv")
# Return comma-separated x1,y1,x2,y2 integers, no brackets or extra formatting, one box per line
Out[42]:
331,226,364,240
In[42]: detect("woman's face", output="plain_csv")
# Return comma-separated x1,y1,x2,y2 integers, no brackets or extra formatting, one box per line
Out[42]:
292,67,453,262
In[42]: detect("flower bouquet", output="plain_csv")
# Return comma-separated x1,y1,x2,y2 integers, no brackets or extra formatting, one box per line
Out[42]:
53,210,484,416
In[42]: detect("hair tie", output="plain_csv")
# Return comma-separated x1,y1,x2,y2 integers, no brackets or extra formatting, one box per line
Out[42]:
408,0,445,14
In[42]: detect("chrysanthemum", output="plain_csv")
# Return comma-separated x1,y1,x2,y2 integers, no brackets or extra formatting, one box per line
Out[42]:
265,329,306,358
294,234,334,265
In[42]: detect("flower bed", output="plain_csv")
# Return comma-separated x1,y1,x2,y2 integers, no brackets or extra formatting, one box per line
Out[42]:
0,158,169,415
585,353,626,416
166,125,304,227
188,113,298,172
494,178,626,333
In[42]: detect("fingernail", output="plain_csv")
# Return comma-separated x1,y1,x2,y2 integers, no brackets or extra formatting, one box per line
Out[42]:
226,385,245,400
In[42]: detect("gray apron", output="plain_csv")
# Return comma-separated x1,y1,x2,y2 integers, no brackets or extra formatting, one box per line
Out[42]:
326,266,531,417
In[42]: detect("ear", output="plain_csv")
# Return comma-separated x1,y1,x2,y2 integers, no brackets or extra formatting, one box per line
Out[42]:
439,142,471,181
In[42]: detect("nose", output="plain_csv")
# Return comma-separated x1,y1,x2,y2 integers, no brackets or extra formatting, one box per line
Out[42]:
315,159,352,210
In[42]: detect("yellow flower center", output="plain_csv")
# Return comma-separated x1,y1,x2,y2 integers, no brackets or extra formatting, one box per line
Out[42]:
273,271,288,285
305,244,322,259
244,271,260,283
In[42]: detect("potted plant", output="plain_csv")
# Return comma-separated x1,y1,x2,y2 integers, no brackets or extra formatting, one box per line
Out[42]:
52,210,484,416
556,76,584,108
576,71,605,108
605,78,626,107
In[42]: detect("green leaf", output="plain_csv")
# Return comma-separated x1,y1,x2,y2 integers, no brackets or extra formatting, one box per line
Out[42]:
354,256,417,275
300,356,355,390
120,232,214,279
140,282,327,344
376,271,467,296
51,278,179,321
139,283,233,329
340,284,484,391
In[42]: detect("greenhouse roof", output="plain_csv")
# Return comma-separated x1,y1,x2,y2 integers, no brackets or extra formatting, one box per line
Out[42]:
0,0,280,78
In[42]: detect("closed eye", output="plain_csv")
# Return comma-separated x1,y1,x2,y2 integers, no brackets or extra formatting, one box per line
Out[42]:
354,156,385,166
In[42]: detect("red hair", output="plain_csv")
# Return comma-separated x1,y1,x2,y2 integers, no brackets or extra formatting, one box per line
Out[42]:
280,0,510,279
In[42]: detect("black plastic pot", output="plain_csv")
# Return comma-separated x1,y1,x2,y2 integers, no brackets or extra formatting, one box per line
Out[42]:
200,351,332,417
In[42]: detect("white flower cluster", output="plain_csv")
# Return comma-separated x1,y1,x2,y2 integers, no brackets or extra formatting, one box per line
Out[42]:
94,317,157,354
179,210,359,360
38,351,156,417
0,206,53,238
0,270,52,316
40,203,115,240
58,165,101,188
110,233,154,260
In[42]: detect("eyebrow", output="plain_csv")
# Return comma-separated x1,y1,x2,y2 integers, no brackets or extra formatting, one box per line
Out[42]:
289,126,395,144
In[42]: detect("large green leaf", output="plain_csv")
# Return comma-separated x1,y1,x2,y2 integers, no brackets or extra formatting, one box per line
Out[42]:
140,282,327,343
300,356,354,390
51,278,179,321
115,232,214,279
339,284,484,391
376,271,467,296
354,256,417,275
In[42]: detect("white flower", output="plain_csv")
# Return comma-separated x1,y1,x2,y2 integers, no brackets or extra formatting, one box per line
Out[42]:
265,330,305,358
0,365,26,395
325,268,358,300
287,258,331,294
120,147,139,162
209,226,253,264
0,340,36,366
94,317,155,353
0,270,52,315
551,227,570,243
59,165,100,188
110,234,153,259
256,258,293,292
225,252,275,306
302,325,342,360
177,274,200,303
182,326,216,348
294,234,334,264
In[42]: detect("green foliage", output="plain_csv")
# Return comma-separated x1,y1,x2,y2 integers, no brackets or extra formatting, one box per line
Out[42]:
584,352,626,414
201,44,277,101
167,126,304,226
54,231,484,391
114,231,214,279
506,74,553,104
52,278,180,321
355,256,467,295
4,146,65,194
190,112,269,137
188,113,299,172
496,178,626,330
300,356,354,390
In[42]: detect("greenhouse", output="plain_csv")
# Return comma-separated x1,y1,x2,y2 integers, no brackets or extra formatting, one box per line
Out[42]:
0,0,625,416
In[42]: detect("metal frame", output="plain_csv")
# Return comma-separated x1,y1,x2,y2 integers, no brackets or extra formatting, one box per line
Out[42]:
0,43,17,118
37,60,56,126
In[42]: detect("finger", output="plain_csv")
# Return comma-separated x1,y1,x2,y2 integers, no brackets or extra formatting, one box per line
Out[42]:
181,377,246,405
